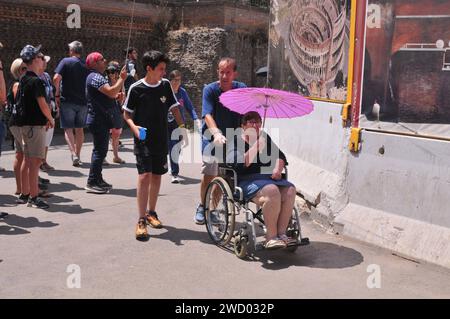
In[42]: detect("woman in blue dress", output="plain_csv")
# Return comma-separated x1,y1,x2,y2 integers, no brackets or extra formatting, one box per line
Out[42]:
227,111,297,249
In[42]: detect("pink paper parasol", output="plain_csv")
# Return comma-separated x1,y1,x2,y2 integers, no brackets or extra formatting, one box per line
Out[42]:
219,87,314,127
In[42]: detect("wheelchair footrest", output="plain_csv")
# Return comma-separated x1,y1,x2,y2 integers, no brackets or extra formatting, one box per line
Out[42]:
299,237,310,246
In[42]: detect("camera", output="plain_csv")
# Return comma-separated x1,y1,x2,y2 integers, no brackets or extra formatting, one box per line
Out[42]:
106,64,120,75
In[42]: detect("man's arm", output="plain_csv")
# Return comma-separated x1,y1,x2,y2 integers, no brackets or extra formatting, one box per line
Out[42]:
0,60,6,106
37,97,54,128
172,106,184,127
202,85,226,143
53,73,62,109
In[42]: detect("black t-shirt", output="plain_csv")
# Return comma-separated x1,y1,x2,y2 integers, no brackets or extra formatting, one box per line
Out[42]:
123,78,179,156
227,132,288,176
54,56,89,105
20,71,47,126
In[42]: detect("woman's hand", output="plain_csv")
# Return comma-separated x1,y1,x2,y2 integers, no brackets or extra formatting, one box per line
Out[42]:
116,92,125,104
119,66,128,81
271,168,282,180
271,159,285,180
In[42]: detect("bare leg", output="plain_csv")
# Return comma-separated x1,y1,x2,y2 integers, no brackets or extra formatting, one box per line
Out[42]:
27,157,42,198
137,173,150,218
74,128,84,158
111,128,122,161
20,157,30,196
252,184,281,240
278,186,296,236
200,174,215,205
64,129,76,156
42,147,48,166
14,152,23,194
148,174,162,212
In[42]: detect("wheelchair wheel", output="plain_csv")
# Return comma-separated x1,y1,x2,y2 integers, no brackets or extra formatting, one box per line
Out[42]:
233,235,248,259
286,207,301,253
204,176,235,246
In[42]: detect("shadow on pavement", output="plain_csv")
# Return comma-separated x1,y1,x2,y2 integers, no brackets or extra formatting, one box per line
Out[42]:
251,241,364,270
148,225,211,246
102,163,136,170
110,188,137,198
46,194,74,204
45,203,94,215
0,170,15,179
49,182,85,193
178,175,201,185
0,225,31,235
0,194,19,207
0,213,58,230
46,170,86,178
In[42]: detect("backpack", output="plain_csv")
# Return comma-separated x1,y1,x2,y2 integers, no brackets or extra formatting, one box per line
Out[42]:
8,78,26,126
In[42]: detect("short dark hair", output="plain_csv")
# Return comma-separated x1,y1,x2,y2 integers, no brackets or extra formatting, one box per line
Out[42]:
241,111,261,125
169,70,181,80
142,50,169,71
218,57,237,71
124,47,137,56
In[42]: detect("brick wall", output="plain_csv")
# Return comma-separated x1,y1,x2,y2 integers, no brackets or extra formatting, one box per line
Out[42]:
0,0,269,129
392,51,450,123
0,0,170,86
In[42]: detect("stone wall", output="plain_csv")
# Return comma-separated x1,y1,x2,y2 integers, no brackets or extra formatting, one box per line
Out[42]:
166,27,267,121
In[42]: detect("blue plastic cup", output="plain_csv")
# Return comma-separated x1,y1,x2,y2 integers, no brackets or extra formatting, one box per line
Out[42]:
138,127,147,141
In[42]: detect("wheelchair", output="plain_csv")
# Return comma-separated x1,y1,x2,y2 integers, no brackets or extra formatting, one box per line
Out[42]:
203,165,310,259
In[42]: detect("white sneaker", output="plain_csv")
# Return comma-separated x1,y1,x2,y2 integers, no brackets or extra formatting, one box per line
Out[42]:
72,155,81,167
171,175,180,184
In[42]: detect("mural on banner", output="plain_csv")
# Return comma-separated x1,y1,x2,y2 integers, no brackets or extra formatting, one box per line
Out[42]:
268,0,352,102
360,0,450,136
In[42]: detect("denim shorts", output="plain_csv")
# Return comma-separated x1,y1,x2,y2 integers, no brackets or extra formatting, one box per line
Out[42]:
60,102,88,129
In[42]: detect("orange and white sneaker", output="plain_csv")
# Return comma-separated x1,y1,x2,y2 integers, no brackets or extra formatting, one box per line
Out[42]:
146,211,162,229
135,218,149,240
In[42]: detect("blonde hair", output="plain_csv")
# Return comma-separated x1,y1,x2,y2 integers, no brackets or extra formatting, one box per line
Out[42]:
10,58,25,80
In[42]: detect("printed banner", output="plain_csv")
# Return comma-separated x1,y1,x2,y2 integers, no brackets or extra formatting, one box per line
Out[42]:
360,0,450,138
268,0,353,103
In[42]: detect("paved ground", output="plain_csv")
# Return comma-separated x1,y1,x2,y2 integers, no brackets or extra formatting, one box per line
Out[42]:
1,130,450,299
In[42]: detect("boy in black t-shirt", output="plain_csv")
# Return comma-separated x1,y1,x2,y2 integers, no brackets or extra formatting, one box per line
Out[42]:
123,51,186,240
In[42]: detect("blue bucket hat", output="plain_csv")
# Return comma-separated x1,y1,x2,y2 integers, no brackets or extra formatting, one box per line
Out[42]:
20,44,42,63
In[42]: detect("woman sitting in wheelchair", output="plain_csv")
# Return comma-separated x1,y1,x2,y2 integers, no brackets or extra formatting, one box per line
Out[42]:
227,111,297,250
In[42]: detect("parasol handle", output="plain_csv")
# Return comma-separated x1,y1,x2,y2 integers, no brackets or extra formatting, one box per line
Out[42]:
263,107,267,128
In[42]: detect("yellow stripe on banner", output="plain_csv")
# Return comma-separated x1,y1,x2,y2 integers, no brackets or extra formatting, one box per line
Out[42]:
346,0,358,106
307,96,346,105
